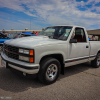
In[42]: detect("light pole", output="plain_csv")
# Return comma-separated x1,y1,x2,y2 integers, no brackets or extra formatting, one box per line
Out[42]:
30,18,31,30
2,29,5,34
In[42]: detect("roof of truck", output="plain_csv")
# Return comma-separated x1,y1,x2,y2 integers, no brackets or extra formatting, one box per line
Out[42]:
48,25,85,28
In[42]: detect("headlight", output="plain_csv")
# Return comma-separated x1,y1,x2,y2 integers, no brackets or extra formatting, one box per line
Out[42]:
19,49,34,62
19,56,34,62
24,50,29,54
19,49,33,55
19,56,29,62
19,49,24,53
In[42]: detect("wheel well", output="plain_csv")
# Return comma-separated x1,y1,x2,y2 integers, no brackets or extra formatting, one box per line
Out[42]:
39,54,65,75
97,51,100,54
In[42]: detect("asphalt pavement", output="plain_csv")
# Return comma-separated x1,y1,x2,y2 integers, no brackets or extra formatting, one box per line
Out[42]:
0,56,100,100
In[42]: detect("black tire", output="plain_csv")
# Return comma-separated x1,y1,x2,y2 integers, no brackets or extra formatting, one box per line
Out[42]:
0,46,3,54
38,57,61,85
91,53,100,68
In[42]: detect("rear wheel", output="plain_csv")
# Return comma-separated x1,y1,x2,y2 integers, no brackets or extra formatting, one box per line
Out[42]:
38,57,61,85
91,53,100,68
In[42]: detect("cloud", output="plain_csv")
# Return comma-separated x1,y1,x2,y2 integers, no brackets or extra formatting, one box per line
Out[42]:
24,11,37,17
86,0,100,5
0,0,25,12
0,0,100,30
0,18,43,30
0,0,37,17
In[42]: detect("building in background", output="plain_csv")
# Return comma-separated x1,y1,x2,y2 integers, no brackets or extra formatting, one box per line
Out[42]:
0,28,42,35
0,28,100,39
87,29,100,41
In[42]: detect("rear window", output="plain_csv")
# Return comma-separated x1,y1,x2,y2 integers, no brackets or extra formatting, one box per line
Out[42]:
88,35,100,41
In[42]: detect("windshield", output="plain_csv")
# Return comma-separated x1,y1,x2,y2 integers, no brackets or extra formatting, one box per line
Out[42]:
38,26,72,40
8,33,20,39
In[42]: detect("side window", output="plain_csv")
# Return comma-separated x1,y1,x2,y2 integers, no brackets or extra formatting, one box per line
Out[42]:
71,28,86,42
88,35,99,41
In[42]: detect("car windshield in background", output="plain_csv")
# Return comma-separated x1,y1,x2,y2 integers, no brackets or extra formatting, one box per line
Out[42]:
8,33,20,39
38,26,72,40
8,33,33,39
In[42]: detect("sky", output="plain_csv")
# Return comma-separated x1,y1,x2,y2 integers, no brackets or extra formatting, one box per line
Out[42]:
0,0,100,30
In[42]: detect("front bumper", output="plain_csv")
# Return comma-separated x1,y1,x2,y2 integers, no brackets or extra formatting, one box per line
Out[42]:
1,52,39,74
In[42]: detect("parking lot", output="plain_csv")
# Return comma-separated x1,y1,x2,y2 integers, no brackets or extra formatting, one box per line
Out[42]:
0,56,100,100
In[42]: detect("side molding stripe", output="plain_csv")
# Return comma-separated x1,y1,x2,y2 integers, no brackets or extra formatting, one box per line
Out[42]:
65,55,96,63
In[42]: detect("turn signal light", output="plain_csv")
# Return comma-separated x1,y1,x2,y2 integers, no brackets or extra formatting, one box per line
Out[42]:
30,50,34,55
30,57,34,62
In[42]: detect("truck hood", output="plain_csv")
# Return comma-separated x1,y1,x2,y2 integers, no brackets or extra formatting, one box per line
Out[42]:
5,36,62,48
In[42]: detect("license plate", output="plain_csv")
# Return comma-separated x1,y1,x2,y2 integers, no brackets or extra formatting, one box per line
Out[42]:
1,59,6,68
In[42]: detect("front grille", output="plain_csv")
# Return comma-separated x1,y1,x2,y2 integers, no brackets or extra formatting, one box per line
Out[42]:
4,44,19,60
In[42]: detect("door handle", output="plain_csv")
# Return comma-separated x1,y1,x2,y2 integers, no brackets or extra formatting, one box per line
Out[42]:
86,46,89,48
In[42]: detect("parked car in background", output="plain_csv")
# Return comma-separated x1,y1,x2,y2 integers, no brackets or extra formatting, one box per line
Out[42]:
0,32,9,53
0,32,36,53
33,31,38,35
0,32,8,39
8,32,36,39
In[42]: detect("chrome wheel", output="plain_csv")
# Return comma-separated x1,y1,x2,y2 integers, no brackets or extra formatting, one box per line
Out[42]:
46,64,58,81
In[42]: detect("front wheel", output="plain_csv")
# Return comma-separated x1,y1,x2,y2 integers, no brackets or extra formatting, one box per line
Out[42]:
38,57,61,85
91,53,100,68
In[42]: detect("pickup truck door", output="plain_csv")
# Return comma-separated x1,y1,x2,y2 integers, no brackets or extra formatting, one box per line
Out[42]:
65,27,90,67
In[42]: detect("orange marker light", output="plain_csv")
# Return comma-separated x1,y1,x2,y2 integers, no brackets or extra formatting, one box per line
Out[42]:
30,50,34,55
30,57,34,62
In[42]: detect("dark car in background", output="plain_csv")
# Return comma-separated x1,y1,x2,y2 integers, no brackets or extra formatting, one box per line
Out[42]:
8,32,36,39
0,32,8,39
0,32,9,53
0,32,36,53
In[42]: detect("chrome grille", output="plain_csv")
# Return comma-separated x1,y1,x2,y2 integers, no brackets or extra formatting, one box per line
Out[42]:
4,44,19,60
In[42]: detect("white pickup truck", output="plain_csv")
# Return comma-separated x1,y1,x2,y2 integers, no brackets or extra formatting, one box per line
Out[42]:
1,25,100,84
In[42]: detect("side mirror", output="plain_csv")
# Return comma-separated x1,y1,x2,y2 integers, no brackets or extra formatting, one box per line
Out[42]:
69,39,77,43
